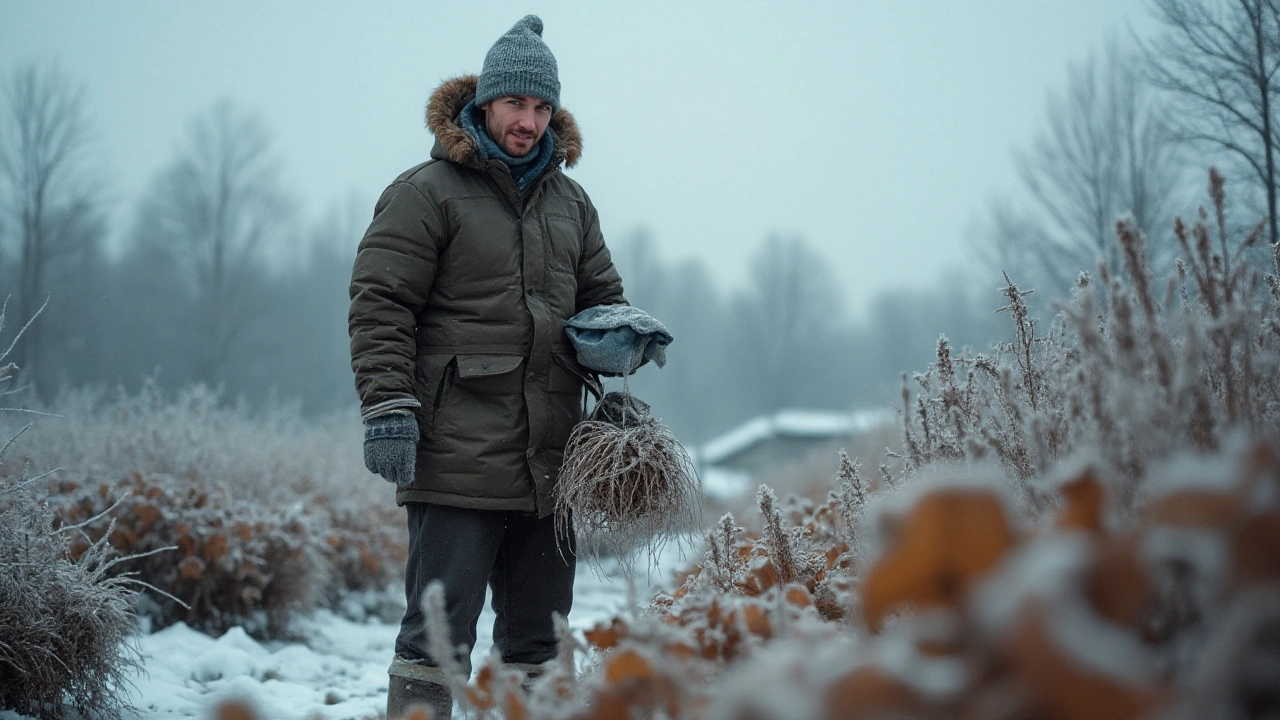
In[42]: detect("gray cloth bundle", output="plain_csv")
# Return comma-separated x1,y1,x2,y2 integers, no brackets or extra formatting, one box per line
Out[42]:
564,305,672,376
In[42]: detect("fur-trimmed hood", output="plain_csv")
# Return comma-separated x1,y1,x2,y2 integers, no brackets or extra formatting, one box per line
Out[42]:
424,75,582,169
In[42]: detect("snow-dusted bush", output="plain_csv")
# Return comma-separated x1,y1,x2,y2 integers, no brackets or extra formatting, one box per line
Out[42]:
895,169,1280,514
50,472,329,638
0,380,406,638
0,305,142,719
0,475,143,718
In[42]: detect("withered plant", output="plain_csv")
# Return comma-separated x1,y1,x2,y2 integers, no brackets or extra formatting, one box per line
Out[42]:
0,299,144,719
895,169,1280,515
2,373,405,638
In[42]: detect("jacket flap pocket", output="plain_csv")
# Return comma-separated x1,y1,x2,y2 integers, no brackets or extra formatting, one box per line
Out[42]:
457,354,524,379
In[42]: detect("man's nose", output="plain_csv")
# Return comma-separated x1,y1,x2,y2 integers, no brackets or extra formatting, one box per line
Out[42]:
515,108,536,129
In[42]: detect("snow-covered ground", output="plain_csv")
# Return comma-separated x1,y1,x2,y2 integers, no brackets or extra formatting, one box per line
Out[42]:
98,540,692,720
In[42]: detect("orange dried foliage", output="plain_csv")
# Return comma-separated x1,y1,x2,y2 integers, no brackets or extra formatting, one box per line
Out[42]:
826,542,851,570
1056,470,1105,532
1238,442,1280,495
135,503,161,532
212,700,258,720
824,666,933,720
583,649,680,720
203,532,229,563
740,602,773,640
584,618,627,650
861,489,1017,631
176,531,197,557
740,555,780,596
664,641,699,661
1142,490,1243,530
502,689,530,720
178,557,205,580
1084,534,1154,627
1005,605,1165,720
784,584,814,608
465,664,497,710
604,648,653,684
110,526,138,549
1232,512,1280,586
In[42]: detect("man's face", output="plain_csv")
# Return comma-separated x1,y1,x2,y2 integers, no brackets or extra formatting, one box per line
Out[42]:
481,95,553,157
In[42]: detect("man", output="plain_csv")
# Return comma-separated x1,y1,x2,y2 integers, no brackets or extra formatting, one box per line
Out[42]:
347,15,625,719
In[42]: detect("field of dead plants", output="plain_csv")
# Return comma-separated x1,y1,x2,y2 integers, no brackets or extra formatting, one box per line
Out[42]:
3,171,1279,719
379,170,1280,720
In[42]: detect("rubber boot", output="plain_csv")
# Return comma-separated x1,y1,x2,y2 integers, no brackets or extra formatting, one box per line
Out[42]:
387,655,452,720
509,661,548,694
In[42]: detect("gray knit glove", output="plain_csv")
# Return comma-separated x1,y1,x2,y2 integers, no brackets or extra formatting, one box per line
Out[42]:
363,413,418,487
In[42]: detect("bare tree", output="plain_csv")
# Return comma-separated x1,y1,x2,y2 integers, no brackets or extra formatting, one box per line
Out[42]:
134,100,292,385
0,61,99,397
1003,41,1186,299
737,234,844,414
1144,0,1280,245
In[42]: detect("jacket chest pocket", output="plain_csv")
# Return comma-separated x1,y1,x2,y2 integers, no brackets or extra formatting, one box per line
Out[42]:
541,213,582,276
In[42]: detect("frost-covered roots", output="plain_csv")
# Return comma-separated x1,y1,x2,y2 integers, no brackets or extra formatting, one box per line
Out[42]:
555,413,702,573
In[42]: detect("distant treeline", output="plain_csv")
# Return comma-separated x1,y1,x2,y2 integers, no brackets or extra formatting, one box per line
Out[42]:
4,0,1278,444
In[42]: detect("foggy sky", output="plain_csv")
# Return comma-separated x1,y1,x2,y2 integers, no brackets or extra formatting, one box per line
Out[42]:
2,0,1156,318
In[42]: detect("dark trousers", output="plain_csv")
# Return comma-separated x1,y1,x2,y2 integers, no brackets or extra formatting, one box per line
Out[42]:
395,503,576,675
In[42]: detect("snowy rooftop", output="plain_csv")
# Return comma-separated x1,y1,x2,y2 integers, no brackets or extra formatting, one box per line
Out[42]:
699,407,894,467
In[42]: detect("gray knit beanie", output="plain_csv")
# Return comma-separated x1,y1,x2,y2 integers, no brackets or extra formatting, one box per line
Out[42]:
475,15,561,111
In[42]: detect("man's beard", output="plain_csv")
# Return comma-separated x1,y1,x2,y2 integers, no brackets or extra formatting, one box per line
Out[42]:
499,131,535,157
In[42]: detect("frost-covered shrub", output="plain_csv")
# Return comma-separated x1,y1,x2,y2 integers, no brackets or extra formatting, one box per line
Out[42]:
0,304,141,719
0,475,142,718
50,472,328,639
895,169,1280,513
0,380,406,638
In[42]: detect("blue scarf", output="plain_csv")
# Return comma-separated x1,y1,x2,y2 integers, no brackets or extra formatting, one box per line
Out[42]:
459,99,555,194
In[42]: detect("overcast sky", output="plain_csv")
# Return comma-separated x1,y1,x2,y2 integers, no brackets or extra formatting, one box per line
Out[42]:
3,1,1156,318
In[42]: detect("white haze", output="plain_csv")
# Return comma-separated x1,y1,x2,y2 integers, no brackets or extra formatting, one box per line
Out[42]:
1,0,1156,318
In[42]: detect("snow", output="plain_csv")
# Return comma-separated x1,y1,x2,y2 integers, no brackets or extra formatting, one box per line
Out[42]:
698,408,893,466
21,539,694,720
699,466,753,501
1142,449,1241,499
875,624,968,699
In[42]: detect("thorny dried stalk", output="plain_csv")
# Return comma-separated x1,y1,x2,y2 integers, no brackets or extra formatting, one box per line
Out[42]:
756,486,798,586
422,580,470,701
705,512,744,594
891,169,1280,514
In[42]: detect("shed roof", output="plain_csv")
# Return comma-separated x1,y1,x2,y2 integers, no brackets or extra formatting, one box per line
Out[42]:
700,408,893,467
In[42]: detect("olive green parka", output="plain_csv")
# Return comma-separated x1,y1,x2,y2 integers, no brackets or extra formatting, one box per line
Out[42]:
348,75,626,517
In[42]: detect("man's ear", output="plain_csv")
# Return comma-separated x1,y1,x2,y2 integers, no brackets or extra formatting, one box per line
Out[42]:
478,101,491,114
